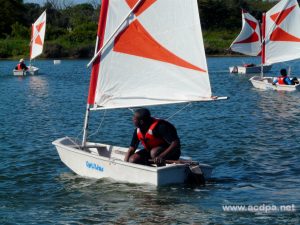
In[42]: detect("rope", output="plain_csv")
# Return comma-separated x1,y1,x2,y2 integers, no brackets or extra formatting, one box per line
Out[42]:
65,136,82,149
87,109,107,138
128,108,135,114
166,103,192,120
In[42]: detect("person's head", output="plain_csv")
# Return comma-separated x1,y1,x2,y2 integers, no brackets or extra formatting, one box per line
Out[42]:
280,68,287,76
133,108,152,129
19,58,24,63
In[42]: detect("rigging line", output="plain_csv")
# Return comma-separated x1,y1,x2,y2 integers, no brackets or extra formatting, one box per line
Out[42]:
65,136,82,149
128,108,135,113
74,127,84,143
87,109,107,138
166,103,192,121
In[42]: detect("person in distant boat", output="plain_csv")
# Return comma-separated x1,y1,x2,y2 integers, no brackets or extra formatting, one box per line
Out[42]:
15,59,28,71
124,108,181,166
272,69,292,85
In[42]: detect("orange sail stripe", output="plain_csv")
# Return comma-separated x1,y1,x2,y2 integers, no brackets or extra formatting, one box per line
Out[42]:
87,0,110,105
114,20,206,73
30,24,34,58
126,0,156,17
270,27,300,42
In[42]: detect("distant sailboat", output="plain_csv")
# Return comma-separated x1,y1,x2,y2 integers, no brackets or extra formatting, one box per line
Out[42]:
250,0,300,91
52,0,227,186
13,11,46,76
229,10,272,74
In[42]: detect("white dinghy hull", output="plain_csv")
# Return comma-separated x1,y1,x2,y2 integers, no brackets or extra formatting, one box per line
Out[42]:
13,66,39,76
250,76,300,91
229,65,272,74
53,137,213,186
13,70,27,76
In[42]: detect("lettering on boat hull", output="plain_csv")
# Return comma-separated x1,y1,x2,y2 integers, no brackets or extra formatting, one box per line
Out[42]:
86,161,104,172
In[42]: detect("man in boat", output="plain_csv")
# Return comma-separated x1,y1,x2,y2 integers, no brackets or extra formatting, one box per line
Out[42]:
124,108,181,165
15,59,28,71
272,69,292,85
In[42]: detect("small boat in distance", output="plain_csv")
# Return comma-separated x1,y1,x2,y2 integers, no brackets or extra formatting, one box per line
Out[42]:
53,60,61,65
52,0,227,186
250,0,300,91
13,11,46,76
229,10,272,74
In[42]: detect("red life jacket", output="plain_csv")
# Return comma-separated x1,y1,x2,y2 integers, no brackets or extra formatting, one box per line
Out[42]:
17,64,22,70
278,76,286,85
137,119,166,150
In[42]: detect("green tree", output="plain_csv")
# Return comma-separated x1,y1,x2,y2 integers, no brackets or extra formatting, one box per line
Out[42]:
0,0,24,37
11,22,29,39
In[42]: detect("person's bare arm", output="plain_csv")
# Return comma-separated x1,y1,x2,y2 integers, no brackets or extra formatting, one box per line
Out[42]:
154,139,180,164
124,146,136,162
158,139,180,159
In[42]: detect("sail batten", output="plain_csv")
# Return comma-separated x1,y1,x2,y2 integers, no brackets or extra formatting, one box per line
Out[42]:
30,11,46,60
89,0,212,110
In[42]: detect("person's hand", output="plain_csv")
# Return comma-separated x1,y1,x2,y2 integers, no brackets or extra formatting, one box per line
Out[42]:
154,156,165,166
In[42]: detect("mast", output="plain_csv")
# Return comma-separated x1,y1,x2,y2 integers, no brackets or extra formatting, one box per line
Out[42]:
82,0,109,147
82,0,144,146
29,24,34,66
261,13,266,78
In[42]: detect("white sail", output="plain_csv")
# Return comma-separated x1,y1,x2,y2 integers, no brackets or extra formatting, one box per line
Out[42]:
230,10,261,56
265,0,300,65
30,11,46,60
87,0,212,110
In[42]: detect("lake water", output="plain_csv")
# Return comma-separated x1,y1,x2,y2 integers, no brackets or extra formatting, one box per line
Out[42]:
0,57,299,224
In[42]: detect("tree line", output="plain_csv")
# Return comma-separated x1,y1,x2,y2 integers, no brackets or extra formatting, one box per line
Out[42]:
0,0,278,58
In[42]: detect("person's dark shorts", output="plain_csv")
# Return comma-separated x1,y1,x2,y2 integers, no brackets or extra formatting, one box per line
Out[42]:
135,147,181,164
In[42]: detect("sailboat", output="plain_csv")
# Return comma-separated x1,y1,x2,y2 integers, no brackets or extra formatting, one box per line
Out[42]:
13,11,46,76
52,0,227,186
250,0,300,91
229,10,272,74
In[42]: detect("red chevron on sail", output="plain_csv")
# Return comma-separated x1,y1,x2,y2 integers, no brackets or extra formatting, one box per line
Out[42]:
126,0,157,16
270,5,296,25
36,22,45,32
234,18,259,44
270,27,300,42
114,20,206,73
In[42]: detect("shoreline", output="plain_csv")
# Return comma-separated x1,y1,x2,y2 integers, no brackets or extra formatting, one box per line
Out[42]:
0,54,250,60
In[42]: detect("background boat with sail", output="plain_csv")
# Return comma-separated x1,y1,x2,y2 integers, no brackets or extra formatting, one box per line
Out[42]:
250,0,300,91
229,9,272,74
53,0,227,186
13,11,46,76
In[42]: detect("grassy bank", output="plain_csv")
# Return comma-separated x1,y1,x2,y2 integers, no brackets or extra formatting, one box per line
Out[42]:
0,29,239,59
203,29,239,55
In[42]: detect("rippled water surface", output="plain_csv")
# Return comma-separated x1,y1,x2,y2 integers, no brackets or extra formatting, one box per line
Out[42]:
0,58,299,224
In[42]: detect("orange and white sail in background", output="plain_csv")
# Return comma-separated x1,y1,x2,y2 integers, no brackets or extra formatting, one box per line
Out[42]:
30,11,46,60
264,0,300,65
88,0,212,109
230,10,261,56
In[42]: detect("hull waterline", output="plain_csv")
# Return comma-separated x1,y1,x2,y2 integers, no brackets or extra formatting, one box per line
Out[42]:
53,137,213,186
249,76,300,91
229,65,272,74
13,66,39,76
